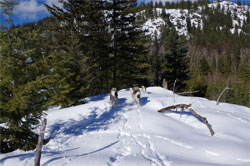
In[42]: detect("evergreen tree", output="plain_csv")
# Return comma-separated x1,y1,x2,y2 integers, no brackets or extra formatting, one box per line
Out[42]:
161,28,190,92
0,26,51,152
106,0,150,88
200,56,211,75
46,0,150,93
0,0,52,153
151,31,161,86
45,0,112,100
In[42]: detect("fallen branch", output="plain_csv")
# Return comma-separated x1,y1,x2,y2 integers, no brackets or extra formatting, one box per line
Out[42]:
158,104,214,136
158,104,192,113
188,108,214,136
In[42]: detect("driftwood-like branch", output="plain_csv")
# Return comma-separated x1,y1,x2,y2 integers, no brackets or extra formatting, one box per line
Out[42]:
158,104,192,113
188,108,214,136
34,118,47,166
158,104,214,136
216,86,233,105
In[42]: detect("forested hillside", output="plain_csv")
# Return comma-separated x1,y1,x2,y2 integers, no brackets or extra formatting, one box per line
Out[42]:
139,0,250,106
0,0,249,153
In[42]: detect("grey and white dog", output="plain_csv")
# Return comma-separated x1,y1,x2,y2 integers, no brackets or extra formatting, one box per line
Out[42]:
130,86,141,107
110,88,118,108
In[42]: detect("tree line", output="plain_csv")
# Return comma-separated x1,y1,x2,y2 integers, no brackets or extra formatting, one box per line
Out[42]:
0,0,249,153
0,0,189,153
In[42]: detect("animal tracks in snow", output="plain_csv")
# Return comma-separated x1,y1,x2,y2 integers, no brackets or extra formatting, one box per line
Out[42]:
108,105,171,166
132,134,171,166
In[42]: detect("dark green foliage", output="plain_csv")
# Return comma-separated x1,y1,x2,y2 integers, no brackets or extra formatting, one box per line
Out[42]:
200,56,211,76
45,0,150,92
1,0,250,154
161,28,190,92
191,79,208,97
0,126,38,153
0,27,50,153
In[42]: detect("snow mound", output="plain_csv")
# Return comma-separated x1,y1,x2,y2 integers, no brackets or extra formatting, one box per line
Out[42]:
1,87,250,166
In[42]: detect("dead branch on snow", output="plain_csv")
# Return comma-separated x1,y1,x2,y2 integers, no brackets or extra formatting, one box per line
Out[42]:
158,104,214,136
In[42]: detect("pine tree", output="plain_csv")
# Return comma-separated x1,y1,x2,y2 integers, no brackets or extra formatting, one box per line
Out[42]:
0,0,48,153
151,31,161,86
106,0,150,88
0,25,52,152
161,28,190,92
200,56,211,76
45,0,113,100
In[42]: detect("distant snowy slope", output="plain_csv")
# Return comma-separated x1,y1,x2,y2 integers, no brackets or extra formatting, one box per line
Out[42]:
138,0,198,4
142,1,250,38
1,87,250,166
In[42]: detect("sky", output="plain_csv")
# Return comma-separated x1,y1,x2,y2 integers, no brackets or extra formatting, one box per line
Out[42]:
0,0,62,27
0,0,249,27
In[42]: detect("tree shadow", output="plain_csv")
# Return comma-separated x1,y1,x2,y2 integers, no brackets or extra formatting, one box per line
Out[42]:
80,94,109,103
0,148,78,164
48,98,129,138
165,110,213,130
42,141,119,166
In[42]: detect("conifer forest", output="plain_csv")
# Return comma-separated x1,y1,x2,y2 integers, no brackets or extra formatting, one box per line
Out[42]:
0,0,249,153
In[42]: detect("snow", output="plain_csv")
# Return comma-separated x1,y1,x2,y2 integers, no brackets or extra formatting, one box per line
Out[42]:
143,17,165,37
142,1,250,38
1,87,250,166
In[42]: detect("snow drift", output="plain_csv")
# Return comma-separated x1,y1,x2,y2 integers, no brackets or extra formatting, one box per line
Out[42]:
0,87,250,166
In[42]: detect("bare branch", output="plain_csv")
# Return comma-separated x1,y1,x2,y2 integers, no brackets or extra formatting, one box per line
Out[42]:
158,104,192,113
173,79,176,102
188,108,214,136
158,104,214,136
216,86,233,105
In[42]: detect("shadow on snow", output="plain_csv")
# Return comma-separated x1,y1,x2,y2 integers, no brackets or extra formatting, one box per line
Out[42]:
41,141,119,166
165,110,214,132
48,98,129,138
0,95,150,164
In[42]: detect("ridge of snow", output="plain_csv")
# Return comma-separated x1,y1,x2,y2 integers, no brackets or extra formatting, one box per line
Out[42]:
1,87,250,166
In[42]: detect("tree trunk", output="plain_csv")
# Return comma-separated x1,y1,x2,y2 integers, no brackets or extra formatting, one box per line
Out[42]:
34,118,47,166
112,0,117,88
173,79,176,102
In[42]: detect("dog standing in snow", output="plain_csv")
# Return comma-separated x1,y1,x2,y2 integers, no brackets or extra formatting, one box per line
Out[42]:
110,88,118,108
130,86,141,107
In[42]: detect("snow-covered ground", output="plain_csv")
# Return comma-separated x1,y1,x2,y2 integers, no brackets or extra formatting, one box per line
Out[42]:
1,87,250,166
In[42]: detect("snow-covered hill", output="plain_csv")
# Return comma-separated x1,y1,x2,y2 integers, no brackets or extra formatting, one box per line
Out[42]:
1,87,250,166
142,1,250,38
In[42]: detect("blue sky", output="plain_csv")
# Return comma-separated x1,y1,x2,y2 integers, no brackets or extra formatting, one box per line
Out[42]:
0,0,62,27
0,0,249,27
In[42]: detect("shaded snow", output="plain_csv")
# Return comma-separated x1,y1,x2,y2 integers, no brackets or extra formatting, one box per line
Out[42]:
1,87,250,166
